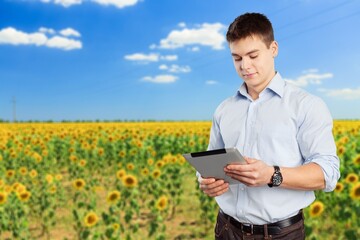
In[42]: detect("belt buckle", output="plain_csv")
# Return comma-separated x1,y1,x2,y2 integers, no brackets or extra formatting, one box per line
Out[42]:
241,224,254,235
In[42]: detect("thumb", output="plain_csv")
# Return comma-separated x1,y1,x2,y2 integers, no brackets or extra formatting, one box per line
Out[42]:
244,156,255,164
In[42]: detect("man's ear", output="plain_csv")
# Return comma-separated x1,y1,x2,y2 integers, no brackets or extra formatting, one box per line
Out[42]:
271,41,278,57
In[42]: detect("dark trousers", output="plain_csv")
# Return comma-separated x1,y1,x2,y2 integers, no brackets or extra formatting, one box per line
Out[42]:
215,211,305,240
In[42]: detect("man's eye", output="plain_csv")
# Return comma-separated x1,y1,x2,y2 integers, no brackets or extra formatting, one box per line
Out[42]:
250,55,258,59
234,58,241,61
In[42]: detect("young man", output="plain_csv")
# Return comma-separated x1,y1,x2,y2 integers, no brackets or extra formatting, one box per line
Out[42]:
198,13,340,240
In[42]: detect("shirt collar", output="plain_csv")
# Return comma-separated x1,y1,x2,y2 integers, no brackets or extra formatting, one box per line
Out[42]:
237,72,284,99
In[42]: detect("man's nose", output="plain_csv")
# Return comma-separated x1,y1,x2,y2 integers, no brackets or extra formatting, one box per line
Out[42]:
240,58,249,70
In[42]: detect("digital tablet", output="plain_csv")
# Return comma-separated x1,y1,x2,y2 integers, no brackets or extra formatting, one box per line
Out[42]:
182,147,246,184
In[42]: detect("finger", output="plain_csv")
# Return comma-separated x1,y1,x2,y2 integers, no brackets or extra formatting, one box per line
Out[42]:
200,177,216,184
200,179,224,191
206,184,229,197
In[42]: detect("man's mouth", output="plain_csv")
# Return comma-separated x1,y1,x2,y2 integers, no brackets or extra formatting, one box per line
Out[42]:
243,73,256,78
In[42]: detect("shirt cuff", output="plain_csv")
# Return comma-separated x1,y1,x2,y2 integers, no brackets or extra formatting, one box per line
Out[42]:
309,156,340,192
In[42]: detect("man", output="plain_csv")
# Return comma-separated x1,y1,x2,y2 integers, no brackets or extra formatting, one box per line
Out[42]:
198,13,340,240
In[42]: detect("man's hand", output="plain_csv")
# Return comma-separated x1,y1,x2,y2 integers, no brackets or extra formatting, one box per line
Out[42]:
224,157,273,187
198,176,229,197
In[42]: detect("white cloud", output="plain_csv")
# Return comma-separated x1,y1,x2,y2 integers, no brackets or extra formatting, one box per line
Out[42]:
159,64,168,70
124,53,159,62
59,28,81,37
154,22,226,50
124,53,178,62
284,70,333,87
0,27,82,51
159,64,191,73
0,27,46,45
40,0,139,8
92,0,139,8
46,36,82,50
39,27,56,35
318,88,360,100
206,80,218,85
160,55,177,61
142,74,178,84
302,68,319,74
178,22,186,28
41,0,82,7
188,46,200,52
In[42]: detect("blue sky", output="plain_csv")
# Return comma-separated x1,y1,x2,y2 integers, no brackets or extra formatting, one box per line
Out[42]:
1,0,360,121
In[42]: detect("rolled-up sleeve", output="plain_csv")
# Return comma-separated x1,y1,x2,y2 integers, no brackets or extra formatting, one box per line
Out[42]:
297,96,340,192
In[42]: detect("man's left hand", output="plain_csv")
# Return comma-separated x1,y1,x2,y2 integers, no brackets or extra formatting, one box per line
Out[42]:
224,157,273,187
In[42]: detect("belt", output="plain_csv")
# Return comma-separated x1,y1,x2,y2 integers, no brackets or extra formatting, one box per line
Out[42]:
220,210,303,235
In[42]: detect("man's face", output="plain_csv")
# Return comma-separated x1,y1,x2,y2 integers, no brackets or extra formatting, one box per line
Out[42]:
229,35,278,95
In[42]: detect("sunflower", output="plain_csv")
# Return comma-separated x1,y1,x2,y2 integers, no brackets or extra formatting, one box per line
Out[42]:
29,169,38,178
116,169,126,180
17,191,31,202
6,170,15,178
32,152,42,162
334,182,344,193
141,168,149,176
55,174,63,181
97,148,104,156
45,174,54,184
118,150,126,158
126,163,135,170
12,183,26,193
19,167,28,176
353,154,360,165
152,169,161,179
79,159,87,167
309,201,324,217
112,223,120,231
337,146,345,155
69,155,78,163
0,154,2,161
84,212,99,227
73,179,86,191
122,175,138,188
156,161,164,168
0,192,7,205
350,183,360,200
48,185,57,194
170,156,177,164
106,190,121,204
345,173,359,184
147,158,154,166
156,195,169,211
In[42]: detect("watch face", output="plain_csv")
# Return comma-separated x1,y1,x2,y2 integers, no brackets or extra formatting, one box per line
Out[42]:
273,173,283,186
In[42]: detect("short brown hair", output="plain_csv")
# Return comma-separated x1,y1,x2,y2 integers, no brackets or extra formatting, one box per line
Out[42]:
226,13,274,47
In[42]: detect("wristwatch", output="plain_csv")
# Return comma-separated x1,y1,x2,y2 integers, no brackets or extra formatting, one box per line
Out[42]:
268,166,283,187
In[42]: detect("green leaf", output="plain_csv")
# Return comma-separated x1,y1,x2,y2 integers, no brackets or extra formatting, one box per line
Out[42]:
81,229,91,239
105,228,114,238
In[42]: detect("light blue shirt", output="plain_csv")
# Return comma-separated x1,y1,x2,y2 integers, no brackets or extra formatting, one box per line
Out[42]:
207,72,340,225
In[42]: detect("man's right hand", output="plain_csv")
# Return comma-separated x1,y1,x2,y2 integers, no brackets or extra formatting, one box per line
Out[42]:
198,176,229,197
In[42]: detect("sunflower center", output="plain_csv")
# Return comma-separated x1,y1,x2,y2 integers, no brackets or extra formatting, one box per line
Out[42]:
313,206,320,214
88,215,96,224
355,187,360,197
126,178,134,185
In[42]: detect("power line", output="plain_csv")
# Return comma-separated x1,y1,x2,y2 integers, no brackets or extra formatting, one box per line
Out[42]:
278,10,360,42
277,0,355,30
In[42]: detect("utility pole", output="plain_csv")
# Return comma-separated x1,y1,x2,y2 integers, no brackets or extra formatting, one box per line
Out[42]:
12,96,16,122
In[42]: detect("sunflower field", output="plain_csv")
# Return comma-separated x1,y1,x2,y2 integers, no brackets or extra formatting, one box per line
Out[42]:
0,121,359,239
